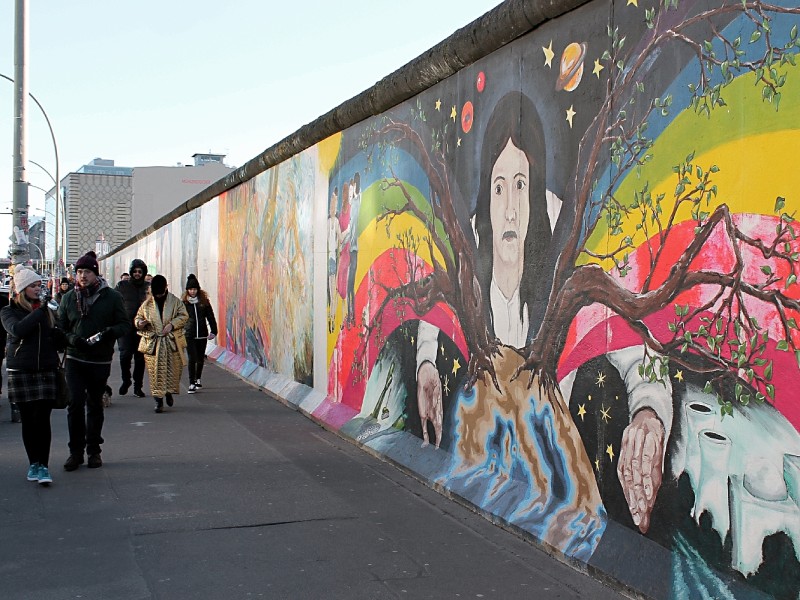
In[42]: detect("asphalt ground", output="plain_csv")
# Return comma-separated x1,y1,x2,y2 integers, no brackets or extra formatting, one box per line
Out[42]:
0,360,628,600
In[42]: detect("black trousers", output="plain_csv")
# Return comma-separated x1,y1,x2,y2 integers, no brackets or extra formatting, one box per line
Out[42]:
186,338,208,383
66,361,111,456
18,400,52,466
119,332,145,388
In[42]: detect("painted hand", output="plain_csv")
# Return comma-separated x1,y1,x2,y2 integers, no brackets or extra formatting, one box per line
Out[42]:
617,408,665,534
416,360,443,448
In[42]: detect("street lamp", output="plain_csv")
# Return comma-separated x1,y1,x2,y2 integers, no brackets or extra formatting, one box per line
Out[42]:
1,72,62,271
28,240,44,269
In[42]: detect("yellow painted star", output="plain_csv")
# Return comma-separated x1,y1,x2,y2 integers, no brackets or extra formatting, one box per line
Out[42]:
675,370,684,382
595,370,606,387
578,404,587,421
411,336,415,346
627,0,638,5
443,374,450,395
566,105,576,128
435,98,442,111
600,404,612,424
457,137,462,147
606,444,615,461
592,58,604,78
587,394,592,401
543,40,555,68
452,357,461,376
440,344,445,356
595,458,600,471
450,105,457,121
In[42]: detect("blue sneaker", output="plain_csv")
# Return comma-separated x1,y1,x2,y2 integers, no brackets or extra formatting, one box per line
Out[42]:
38,466,52,485
27,463,40,481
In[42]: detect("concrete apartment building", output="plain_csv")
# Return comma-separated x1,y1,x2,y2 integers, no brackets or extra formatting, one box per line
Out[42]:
131,153,233,235
47,154,232,266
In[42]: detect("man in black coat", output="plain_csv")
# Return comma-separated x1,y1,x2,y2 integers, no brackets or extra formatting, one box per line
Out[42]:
57,252,130,470
114,258,150,397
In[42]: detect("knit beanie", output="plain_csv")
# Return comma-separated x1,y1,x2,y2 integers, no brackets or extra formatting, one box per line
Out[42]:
13,266,41,292
185,273,200,290
150,274,167,295
60,277,70,285
75,251,100,275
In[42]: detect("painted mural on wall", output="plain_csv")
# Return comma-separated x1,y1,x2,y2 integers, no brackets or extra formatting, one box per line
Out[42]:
325,0,800,597
217,154,315,385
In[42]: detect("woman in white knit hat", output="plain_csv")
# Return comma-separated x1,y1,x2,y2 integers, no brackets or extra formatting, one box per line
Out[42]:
0,266,65,485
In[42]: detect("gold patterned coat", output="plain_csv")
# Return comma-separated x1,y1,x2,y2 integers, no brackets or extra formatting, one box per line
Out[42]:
135,293,189,397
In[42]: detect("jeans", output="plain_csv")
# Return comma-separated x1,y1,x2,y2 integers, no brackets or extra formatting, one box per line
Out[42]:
66,360,111,456
119,332,145,388
186,338,208,383
18,400,52,466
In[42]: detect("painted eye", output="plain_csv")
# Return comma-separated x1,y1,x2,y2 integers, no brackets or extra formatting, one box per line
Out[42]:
516,178,527,191
494,183,504,195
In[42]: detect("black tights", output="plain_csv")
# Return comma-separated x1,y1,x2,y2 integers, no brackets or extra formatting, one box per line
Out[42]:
17,400,52,467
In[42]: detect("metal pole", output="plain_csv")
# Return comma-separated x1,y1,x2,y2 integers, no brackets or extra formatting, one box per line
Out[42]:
11,0,30,264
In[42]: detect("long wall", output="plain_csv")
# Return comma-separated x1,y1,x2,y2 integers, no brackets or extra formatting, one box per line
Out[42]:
103,1,800,597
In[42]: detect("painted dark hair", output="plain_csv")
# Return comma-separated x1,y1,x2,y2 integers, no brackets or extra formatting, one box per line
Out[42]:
473,91,552,343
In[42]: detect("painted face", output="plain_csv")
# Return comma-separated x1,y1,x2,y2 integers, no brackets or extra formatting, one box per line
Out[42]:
490,138,530,278
76,268,98,287
24,281,42,301
187,288,199,297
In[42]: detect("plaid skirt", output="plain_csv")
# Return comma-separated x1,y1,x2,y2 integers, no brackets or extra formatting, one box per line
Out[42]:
6,370,57,404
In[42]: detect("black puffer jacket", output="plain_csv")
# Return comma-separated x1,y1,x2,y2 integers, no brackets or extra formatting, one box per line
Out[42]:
1,300,65,371
57,285,130,362
183,300,218,340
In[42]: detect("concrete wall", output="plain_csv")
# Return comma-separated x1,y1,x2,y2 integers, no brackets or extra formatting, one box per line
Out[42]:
103,1,800,597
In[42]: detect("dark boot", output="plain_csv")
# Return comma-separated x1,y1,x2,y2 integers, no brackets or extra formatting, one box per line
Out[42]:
10,402,21,423
154,398,163,413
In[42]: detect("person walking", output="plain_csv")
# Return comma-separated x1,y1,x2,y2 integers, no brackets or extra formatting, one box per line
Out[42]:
135,275,188,413
57,251,130,471
54,277,71,304
0,283,14,422
181,274,217,393
115,259,150,397
1,266,66,485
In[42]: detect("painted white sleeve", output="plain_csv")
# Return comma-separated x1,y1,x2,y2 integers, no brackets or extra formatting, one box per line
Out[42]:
416,321,440,375
607,346,673,441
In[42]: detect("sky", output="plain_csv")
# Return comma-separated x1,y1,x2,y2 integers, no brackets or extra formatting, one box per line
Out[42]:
0,0,501,255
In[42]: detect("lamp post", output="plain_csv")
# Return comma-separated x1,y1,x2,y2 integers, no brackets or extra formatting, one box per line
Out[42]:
28,241,44,270
2,67,62,271
28,160,63,268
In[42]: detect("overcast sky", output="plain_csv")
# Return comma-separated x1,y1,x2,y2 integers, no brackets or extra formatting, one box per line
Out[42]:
1,0,500,251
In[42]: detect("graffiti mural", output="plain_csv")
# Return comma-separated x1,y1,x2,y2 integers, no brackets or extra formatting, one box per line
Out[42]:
218,152,315,384
325,0,800,596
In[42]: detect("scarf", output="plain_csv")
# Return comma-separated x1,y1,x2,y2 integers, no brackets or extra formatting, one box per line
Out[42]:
76,277,108,317
187,296,199,305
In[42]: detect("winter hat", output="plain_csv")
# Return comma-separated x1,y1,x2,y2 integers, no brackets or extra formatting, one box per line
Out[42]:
150,274,167,295
185,273,200,290
60,277,70,285
75,251,99,275
129,258,148,275
13,266,41,293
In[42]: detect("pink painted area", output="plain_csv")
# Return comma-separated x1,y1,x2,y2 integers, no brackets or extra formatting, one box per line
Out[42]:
328,247,467,410
312,397,359,429
560,214,800,430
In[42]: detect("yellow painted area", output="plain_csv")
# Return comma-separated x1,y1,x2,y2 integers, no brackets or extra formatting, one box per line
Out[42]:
582,63,800,269
326,211,448,357
317,133,342,176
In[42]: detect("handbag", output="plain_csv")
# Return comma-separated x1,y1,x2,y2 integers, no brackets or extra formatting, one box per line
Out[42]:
52,353,69,409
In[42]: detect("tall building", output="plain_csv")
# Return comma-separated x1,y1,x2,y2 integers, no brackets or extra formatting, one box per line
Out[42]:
47,154,232,266
130,153,233,235
58,158,134,265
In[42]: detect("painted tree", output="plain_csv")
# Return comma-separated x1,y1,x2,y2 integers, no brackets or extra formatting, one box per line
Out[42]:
355,0,800,541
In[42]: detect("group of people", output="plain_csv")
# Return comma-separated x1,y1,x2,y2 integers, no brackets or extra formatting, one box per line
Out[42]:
1,253,217,486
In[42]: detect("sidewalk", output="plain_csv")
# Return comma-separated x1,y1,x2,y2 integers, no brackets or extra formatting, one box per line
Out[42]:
0,361,627,600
